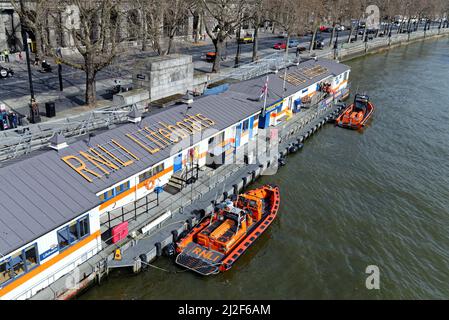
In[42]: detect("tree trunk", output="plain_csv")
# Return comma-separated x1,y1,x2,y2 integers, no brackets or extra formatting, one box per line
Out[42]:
166,34,174,55
34,26,43,60
85,61,97,106
347,24,354,43
212,37,224,73
309,27,317,52
329,25,336,47
252,25,259,62
398,20,404,33
141,12,148,51
234,28,241,67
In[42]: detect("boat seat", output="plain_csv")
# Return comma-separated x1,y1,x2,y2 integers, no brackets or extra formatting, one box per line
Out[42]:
210,219,235,240
200,220,222,237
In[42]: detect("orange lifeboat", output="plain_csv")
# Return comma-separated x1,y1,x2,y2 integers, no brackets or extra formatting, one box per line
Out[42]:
175,185,280,275
336,94,375,129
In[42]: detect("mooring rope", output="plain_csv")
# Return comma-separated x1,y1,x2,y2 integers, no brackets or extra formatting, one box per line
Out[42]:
140,259,222,274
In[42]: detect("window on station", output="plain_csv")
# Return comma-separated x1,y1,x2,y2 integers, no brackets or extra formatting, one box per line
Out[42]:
115,181,130,195
0,260,11,286
58,228,70,250
24,246,38,270
242,119,249,132
139,168,153,183
104,189,114,201
99,181,130,202
10,251,26,279
153,163,165,175
0,244,39,286
70,221,80,243
344,72,348,80
57,215,90,251
78,216,90,239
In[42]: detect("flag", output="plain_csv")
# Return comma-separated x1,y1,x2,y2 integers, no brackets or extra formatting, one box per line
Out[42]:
260,76,269,100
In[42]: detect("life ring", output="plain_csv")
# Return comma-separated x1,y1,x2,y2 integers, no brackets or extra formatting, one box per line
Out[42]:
145,179,155,190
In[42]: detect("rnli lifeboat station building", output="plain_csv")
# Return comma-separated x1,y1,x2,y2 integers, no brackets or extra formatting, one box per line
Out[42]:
0,58,350,300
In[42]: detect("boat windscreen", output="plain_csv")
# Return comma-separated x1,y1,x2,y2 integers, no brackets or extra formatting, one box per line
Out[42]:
354,98,367,112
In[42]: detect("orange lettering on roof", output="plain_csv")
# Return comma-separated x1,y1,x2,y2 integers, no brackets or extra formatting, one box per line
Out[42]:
62,155,102,182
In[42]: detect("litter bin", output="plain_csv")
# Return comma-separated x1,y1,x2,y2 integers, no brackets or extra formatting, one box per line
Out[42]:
45,102,56,118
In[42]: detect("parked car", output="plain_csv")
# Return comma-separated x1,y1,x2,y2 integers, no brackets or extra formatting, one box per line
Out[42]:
238,34,254,44
0,65,14,79
204,51,216,62
273,42,287,50
288,39,300,48
336,24,346,31
319,25,332,32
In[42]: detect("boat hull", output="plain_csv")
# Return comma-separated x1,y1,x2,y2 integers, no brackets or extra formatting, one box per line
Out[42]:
336,101,375,129
175,185,280,275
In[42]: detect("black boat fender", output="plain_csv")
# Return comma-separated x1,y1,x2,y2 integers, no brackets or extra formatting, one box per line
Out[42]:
233,184,238,196
288,143,298,153
139,254,148,269
171,230,179,242
155,242,162,257
163,243,176,257
186,218,193,230
278,155,287,166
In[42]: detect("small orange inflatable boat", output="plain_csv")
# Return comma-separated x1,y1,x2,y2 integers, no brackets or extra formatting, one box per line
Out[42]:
175,185,280,275
336,94,375,129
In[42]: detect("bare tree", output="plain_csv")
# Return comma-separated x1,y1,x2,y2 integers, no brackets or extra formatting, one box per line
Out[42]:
42,0,125,106
11,0,49,59
163,0,191,55
199,0,248,73
133,0,164,54
267,0,308,54
248,0,266,62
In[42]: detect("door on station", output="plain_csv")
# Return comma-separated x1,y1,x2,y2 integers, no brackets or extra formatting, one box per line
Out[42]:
249,116,254,139
173,153,183,173
235,123,242,148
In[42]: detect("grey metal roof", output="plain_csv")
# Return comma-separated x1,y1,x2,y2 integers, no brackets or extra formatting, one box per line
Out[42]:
0,58,350,256
229,58,350,106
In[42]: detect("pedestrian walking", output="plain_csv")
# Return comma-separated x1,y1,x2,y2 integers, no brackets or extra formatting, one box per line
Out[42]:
18,51,23,61
3,49,9,63
296,45,300,57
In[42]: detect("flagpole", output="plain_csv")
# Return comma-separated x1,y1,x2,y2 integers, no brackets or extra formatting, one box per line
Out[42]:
262,75,269,116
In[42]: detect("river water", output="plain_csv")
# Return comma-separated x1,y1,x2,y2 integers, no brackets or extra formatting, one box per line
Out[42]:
80,36,449,300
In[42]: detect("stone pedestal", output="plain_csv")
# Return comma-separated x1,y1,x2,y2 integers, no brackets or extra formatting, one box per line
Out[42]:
132,54,194,102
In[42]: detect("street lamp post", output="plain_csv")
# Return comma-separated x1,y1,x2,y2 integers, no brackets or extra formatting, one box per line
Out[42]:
19,0,40,123
333,30,339,60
